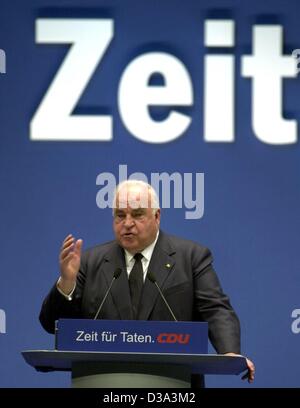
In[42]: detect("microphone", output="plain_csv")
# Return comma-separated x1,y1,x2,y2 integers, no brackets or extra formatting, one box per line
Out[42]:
147,271,177,322
94,267,122,319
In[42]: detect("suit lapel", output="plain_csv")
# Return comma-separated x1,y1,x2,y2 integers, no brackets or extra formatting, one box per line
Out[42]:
103,243,134,320
137,232,176,320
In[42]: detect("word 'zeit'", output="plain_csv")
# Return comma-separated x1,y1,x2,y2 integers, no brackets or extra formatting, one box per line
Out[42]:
31,19,297,145
0,309,6,334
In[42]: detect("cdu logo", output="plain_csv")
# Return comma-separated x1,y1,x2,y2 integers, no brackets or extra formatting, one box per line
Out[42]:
156,333,190,344
0,309,6,334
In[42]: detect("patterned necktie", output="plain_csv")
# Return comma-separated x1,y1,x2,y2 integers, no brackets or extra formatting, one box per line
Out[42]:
129,253,144,319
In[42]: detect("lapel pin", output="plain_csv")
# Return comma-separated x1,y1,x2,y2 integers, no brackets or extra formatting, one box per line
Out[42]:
165,263,171,268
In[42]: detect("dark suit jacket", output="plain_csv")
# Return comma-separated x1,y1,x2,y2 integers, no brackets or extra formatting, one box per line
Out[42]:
40,231,241,354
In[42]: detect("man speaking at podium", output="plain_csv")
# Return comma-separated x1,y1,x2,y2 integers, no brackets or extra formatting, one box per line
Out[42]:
39,180,255,384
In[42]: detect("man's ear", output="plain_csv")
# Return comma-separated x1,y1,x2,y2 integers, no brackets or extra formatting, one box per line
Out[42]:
155,209,161,224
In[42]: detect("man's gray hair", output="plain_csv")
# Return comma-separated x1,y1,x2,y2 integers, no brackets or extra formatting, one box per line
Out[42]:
112,180,160,214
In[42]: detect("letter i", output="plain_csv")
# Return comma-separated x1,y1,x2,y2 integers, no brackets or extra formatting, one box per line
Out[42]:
204,20,235,142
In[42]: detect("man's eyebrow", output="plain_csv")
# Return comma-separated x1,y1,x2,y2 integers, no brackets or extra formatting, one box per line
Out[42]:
114,209,126,214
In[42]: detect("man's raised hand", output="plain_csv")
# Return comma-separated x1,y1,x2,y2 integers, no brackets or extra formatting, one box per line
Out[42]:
58,234,83,294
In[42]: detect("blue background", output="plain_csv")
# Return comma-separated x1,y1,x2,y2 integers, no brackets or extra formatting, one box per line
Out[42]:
0,0,299,387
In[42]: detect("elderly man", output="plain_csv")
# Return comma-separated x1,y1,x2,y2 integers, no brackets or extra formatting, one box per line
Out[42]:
40,180,255,384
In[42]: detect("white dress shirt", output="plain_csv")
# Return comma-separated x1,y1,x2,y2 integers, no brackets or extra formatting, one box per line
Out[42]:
124,231,159,281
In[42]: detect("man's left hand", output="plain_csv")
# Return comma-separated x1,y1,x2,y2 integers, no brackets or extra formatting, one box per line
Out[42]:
224,353,255,383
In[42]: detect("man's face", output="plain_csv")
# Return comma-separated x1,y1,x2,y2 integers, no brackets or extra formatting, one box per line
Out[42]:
113,185,160,254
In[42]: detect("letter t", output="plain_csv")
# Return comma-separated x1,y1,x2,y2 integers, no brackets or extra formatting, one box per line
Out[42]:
242,25,297,144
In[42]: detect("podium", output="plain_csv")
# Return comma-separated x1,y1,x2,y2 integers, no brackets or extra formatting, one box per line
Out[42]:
22,319,247,388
